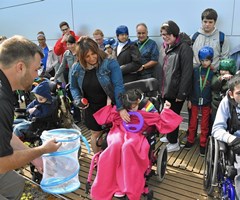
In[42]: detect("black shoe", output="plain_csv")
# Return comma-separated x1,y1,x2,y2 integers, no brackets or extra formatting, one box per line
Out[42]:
200,146,206,157
184,141,194,150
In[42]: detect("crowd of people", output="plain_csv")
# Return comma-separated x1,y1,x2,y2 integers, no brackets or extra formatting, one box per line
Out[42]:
1,6,240,200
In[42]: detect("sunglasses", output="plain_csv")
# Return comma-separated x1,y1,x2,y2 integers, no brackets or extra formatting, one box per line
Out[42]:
61,27,69,32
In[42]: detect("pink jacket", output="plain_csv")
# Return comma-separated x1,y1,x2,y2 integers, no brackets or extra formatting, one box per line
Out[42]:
91,105,182,200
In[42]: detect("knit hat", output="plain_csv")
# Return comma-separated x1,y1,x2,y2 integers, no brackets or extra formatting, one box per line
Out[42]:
161,20,180,37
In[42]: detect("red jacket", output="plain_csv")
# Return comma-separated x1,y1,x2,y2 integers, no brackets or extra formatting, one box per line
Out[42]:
54,30,79,57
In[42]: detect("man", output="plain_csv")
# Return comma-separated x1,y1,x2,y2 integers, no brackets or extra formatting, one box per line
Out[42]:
92,29,105,50
192,8,230,70
54,21,79,57
0,35,61,200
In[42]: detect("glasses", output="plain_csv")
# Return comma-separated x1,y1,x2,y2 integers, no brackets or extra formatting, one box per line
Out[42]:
61,27,69,32
38,38,45,41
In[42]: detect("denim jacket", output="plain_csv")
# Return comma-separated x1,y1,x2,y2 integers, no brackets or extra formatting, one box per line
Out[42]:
70,58,125,110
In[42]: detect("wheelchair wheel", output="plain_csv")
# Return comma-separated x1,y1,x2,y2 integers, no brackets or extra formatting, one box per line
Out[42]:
203,136,218,196
157,145,167,182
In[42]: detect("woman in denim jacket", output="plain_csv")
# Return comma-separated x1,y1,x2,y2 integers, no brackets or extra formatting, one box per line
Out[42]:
70,37,129,153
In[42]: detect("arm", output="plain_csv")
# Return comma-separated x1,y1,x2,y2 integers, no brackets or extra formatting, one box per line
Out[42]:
0,134,61,174
211,96,236,143
69,63,82,101
54,38,65,56
54,51,68,80
177,44,193,101
120,44,142,74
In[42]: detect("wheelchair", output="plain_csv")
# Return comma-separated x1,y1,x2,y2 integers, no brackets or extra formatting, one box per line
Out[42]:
14,80,76,183
85,78,168,199
203,136,237,200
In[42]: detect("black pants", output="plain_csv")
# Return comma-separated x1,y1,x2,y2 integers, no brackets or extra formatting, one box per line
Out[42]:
165,99,184,144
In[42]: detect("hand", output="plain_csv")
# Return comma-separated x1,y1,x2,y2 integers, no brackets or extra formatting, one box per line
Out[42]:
119,109,130,123
187,101,192,109
31,157,43,174
163,100,171,109
28,107,36,115
40,138,62,154
229,137,240,155
222,74,233,81
176,98,183,102
61,34,69,43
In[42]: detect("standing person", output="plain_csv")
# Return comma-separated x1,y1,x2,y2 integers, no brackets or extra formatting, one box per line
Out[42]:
192,8,230,70
52,35,81,123
211,75,240,199
115,25,142,83
53,35,77,83
54,21,79,83
135,23,160,80
159,20,193,152
211,58,236,124
37,31,60,78
0,35,61,200
70,36,129,154
184,46,214,156
93,29,105,50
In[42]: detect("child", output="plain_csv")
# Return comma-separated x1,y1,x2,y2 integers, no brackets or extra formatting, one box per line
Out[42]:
212,75,240,199
90,89,182,200
184,46,214,156
14,80,57,139
104,37,116,59
211,58,236,123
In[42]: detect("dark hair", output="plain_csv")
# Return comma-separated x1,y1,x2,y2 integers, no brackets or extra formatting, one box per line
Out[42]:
228,74,240,92
201,8,218,21
121,89,143,110
67,35,76,44
59,21,69,29
76,36,107,68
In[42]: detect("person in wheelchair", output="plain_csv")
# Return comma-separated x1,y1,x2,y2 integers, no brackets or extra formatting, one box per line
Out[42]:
211,75,240,199
90,89,182,200
14,80,58,140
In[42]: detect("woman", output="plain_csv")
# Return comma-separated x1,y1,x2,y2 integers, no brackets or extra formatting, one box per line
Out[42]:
70,36,129,153
158,20,193,152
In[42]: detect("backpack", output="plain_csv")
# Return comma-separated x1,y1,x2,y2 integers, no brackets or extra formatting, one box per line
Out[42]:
192,31,225,53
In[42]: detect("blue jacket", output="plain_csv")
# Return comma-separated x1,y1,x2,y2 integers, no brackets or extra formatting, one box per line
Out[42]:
27,80,57,119
70,58,125,110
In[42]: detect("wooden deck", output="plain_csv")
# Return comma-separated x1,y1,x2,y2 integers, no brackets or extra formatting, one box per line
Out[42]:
21,117,218,200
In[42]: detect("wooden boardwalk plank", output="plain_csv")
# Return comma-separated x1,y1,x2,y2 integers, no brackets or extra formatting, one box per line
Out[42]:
19,121,214,200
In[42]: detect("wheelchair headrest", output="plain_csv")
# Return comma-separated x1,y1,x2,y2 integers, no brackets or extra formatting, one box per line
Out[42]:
48,81,57,93
124,78,159,93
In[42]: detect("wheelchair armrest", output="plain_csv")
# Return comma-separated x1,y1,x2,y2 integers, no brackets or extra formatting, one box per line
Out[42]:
15,108,27,113
218,140,227,153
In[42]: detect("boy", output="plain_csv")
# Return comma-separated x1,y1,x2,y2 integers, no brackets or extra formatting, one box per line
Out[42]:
212,75,240,199
211,58,236,123
184,46,214,156
14,80,57,139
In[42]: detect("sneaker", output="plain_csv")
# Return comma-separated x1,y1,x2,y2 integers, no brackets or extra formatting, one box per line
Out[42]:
114,192,125,198
160,136,169,143
180,136,188,146
200,146,206,157
184,141,194,150
166,143,180,152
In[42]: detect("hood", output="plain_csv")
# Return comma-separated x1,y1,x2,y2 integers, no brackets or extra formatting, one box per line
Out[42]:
179,32,192,46
31,80,52,102
197,27,218,37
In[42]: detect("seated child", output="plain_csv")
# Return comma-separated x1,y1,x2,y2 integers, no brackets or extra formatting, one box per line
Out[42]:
90,89,182,200
212,75,240,199
14,80,57,139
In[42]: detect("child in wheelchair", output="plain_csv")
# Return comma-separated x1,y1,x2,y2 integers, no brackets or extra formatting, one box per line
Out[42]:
13,80,58,141
211,75,240,199
89,88,182,200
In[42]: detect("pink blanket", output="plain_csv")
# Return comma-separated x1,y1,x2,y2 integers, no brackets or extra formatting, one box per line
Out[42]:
91,105,182,200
